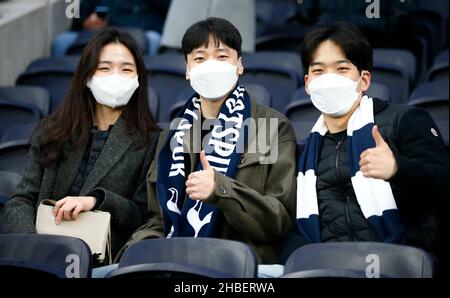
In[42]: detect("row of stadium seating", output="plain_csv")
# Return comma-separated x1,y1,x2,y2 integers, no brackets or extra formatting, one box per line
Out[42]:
0,234,435,278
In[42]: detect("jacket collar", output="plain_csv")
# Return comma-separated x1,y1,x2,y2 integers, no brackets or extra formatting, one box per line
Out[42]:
372,97,389,115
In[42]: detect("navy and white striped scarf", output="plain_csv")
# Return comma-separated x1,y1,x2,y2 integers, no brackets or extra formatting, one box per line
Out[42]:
296,95,404,243
157,85,250,238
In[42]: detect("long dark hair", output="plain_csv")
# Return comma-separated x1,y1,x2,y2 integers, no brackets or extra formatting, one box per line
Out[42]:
37,27,159,167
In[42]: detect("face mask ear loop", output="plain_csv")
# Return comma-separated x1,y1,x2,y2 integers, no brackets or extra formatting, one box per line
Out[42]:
235,58,242,74
356,72,365,97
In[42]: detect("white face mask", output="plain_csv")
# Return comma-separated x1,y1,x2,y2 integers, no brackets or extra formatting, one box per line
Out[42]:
87,74,139,108
188,59,239,101
308,73,362,117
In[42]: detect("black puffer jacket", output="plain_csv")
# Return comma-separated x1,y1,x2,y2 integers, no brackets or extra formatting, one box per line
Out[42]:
281,98,448,264
316,130,379,242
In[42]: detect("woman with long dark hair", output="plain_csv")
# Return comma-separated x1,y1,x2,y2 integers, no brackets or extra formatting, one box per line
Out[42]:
0,28,160,261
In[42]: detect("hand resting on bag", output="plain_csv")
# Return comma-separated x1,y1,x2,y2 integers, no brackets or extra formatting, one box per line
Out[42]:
52,196,97,224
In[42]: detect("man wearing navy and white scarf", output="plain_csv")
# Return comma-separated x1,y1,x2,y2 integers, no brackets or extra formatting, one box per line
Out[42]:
281,22,448,271
129,18,297,274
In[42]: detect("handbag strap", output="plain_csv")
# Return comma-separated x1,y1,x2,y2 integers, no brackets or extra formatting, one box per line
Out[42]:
39,199,57,207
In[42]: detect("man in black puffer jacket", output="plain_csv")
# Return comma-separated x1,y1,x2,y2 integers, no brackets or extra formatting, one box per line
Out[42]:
281,22,448,276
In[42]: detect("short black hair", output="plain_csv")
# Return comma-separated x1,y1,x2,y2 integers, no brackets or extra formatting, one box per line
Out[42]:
181,17,242,60
301,22,373,74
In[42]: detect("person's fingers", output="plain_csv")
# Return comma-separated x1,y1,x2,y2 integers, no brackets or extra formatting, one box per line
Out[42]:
55,207,65,225
186,187,193,195
200,150,211,170
63,208,72,221
372,125,387,148
190,193,200,200
186,179,195,188
53,198,67,217
72,204,84,220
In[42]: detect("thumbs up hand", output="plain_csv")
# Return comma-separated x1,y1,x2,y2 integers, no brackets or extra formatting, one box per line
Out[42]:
186,150,216,200
359,125,398,180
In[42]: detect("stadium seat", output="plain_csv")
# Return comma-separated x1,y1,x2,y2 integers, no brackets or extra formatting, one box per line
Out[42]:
417,0,449,46
23,56,79,74
0,171,22,208
148,85,159,121
107,237,258,278
426,49,449,82
0,100,40,138
281,242,434,278
285,88,319,122
372,49,416,103
144,53,189,122
0,122,37,144
291,121,315,145
66,27,148,56
0,86,50,117
433,49,449,65
255,0,298,34
366,82,391,102
408,80,449,121
241,51,303,112
0,139,30,175
168,100,185,121
0,234,92,278
255,24,307,54
157,122,170,130
16,56,79,112
245,83,272,107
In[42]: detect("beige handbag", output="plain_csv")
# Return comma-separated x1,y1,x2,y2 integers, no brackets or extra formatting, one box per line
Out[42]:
36,199,112,264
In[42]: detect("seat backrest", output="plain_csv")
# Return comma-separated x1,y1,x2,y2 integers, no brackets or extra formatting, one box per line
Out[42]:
0,139,31,175
433,49,449,66
0,86,50,117
148,86,159,121
241,52,303,112
0,100,41,137
0,123,37,144
0,234,92,278
242,51,303,78
16,72,74,113
285,97,321,123
24,56,79,74
145,54,189,122
372,48,416,103
366,82,391,102
291,121,315,145
16,56,79,112
283,242,435,278
426,59,449,82
408,80,449,121
255,0,298,27
67,27,148,55
244,83,272,107
0,171,22,198
374,49,416,81
117,237,258,278
255,25,307,53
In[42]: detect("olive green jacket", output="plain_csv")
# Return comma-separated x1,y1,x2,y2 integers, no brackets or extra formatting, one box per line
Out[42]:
131,98,297,263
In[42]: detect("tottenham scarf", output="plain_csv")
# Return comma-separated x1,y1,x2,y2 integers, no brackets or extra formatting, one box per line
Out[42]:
157,85,250,238
296,95,405,243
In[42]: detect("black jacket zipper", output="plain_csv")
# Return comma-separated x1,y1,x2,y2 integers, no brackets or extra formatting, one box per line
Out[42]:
335,139,357,241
